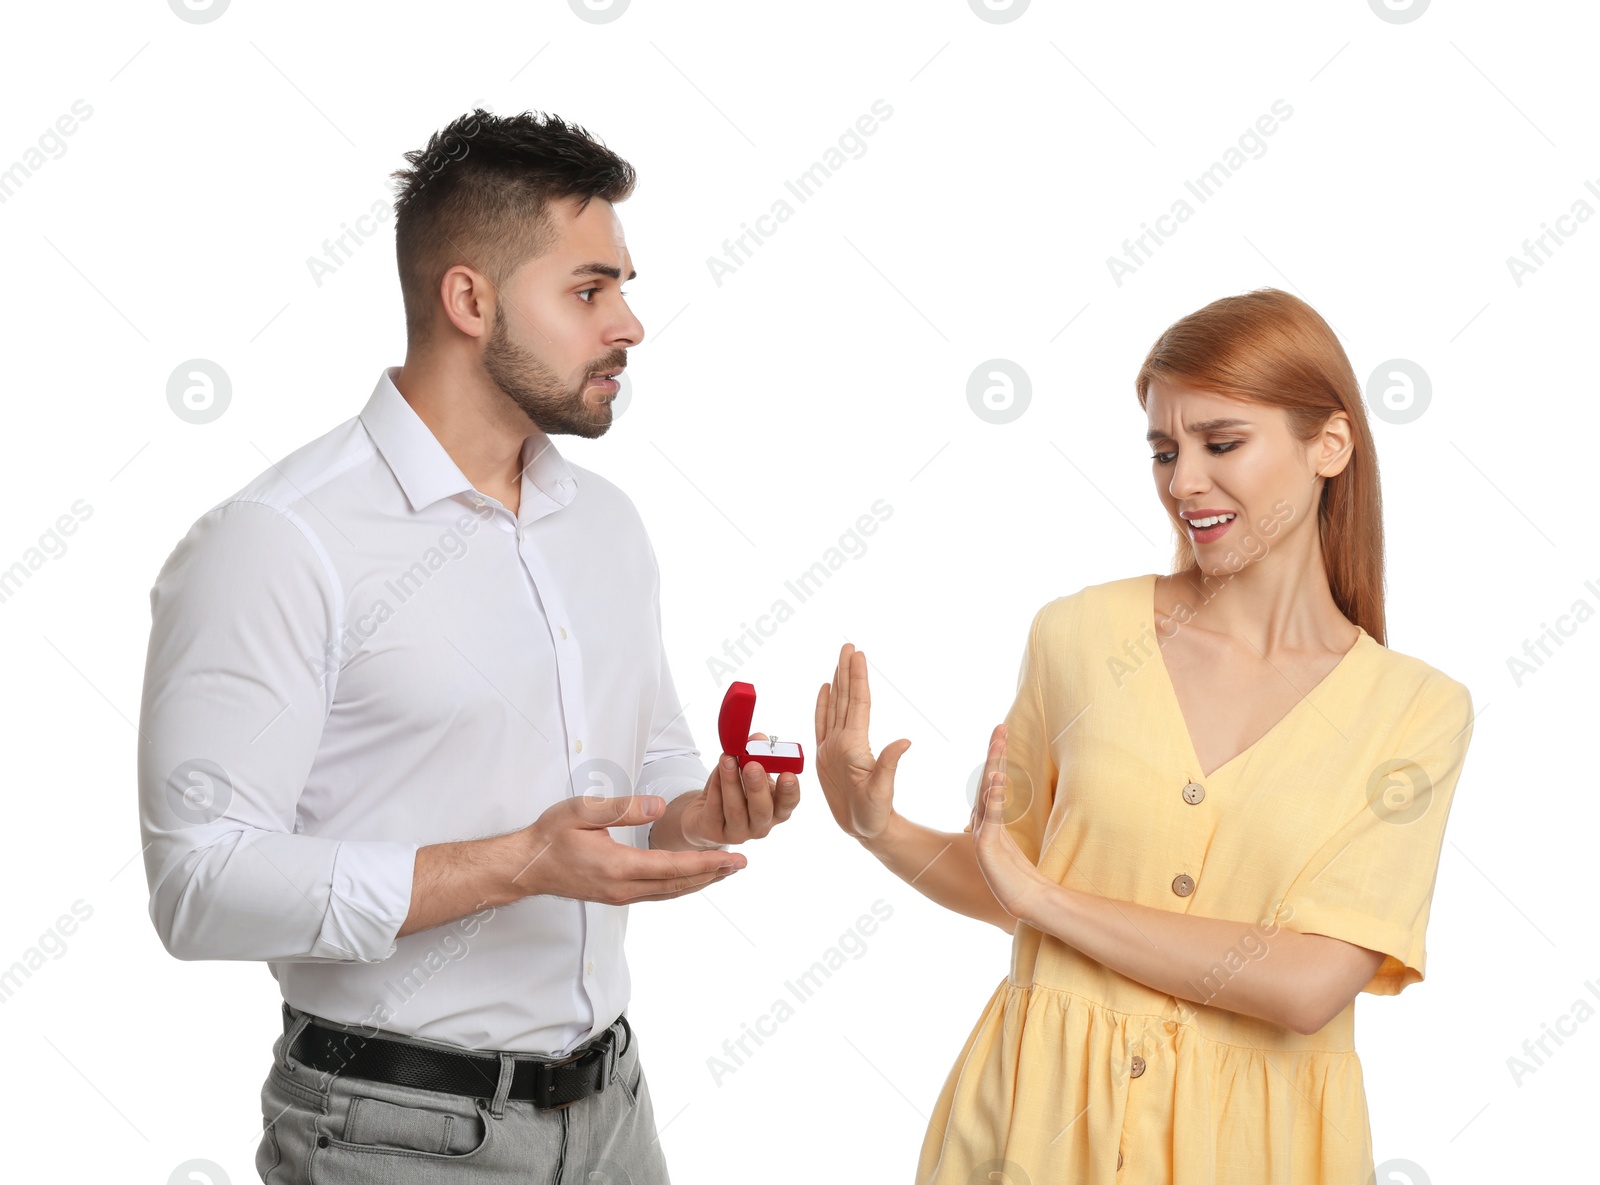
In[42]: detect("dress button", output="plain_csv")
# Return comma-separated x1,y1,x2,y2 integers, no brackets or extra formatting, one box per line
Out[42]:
1163,1019,1177,1035
586,960,595,975
560,627,568,640
1182,781,1205,805
1129,1054,1146,1078
1171,873,1195,897
575,739,584,753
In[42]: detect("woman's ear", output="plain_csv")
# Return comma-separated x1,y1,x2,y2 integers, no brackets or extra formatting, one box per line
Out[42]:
1315,411,1355,479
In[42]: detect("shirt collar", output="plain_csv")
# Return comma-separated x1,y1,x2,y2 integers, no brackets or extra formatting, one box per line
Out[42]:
359,366,578,517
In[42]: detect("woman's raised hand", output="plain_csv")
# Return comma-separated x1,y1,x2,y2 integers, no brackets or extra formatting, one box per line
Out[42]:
813,643,911,842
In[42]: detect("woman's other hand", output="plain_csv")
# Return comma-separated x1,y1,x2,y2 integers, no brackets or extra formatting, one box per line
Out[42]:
813,643,910,842
970,723,1053,924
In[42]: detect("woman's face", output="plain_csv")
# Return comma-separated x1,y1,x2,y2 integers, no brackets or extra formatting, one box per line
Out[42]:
1144,377,1348,568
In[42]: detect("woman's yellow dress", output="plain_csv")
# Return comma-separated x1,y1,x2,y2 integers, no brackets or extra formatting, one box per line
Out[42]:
918,573,1476,1184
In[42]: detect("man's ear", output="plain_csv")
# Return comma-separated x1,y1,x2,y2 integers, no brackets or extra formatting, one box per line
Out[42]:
438,263,495,340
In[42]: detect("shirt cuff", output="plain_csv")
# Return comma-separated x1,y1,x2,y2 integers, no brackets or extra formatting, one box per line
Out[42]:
641,774,711,802
311,838,420,962
638,754,711,803
638,759,713,850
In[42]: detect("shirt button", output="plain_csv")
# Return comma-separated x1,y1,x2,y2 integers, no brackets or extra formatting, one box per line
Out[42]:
1182,781,1205,805
585,960,594,975
471,496,486,508
1171,873,1195,897
1163,1019,1178,1035
1129,1054,1146,1078
560,627,568,640
1117,1150,1124,1170
574,739,583,754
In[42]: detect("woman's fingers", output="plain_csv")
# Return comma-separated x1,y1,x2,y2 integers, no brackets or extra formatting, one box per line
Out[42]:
831,642,855,732
979,722,1012,814
830,645,845,731
844,648,872,736
814,682,830,746
970,769,991,838
973,772,1013,873
970,774,992,854
987,771,1007,823
985,776,1027,865
979,727,1004,814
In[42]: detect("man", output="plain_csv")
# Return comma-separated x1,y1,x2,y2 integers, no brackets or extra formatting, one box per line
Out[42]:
136,108,799,1183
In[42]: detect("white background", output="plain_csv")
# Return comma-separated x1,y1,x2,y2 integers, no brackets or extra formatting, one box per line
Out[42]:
1,1,1595,1182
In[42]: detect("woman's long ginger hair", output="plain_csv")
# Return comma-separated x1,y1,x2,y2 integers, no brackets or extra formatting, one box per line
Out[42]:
1134,288,1387,646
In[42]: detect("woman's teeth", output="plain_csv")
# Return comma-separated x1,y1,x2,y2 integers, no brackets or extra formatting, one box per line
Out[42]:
1190,513,1236,529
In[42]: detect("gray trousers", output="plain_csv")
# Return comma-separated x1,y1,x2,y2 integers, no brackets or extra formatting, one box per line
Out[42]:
256,1004,671,1184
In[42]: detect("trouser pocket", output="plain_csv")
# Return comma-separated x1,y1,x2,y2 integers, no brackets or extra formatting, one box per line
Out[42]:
257,1060,328,1184
310,1073,496,1181
254,1116,281,1182
335,1089,489,1154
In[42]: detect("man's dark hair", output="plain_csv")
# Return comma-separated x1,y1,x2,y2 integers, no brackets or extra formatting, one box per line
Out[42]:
388,108,637,346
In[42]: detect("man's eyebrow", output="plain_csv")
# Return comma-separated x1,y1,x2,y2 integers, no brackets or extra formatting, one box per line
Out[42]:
570,262,637,281
1145,417,1253,442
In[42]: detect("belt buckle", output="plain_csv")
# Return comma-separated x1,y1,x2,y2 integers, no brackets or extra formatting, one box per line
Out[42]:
534,1029,612,1111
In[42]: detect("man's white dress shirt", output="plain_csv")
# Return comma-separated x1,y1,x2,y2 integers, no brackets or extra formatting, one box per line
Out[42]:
137,366,710,1055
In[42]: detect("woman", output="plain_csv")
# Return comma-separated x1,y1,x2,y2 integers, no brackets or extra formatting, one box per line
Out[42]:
814,289,1476,1184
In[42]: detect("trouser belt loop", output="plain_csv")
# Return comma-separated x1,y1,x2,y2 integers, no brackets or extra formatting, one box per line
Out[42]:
489,1051,515,1120
605,1020,620,1086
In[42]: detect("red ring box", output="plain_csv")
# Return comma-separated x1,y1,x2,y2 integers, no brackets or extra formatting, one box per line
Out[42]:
718,681,805,774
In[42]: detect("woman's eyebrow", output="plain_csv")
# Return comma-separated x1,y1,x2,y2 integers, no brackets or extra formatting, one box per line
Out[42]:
1144,417,1254,442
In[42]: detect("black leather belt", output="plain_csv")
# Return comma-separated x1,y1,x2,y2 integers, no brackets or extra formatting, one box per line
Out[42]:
283,1003,630,1110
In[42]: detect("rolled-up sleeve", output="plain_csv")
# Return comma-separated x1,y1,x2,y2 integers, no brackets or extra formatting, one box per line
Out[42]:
639,643,711,801
636,542,710,838
137,499,418,963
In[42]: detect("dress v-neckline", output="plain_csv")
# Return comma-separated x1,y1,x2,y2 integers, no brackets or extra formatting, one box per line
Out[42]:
1143,573,1369,780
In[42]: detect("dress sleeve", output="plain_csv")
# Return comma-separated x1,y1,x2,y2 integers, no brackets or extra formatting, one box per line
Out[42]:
963,601,1060,868
1277,674,1476,995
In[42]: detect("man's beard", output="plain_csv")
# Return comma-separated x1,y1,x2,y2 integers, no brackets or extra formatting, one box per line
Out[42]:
481,305,622,439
